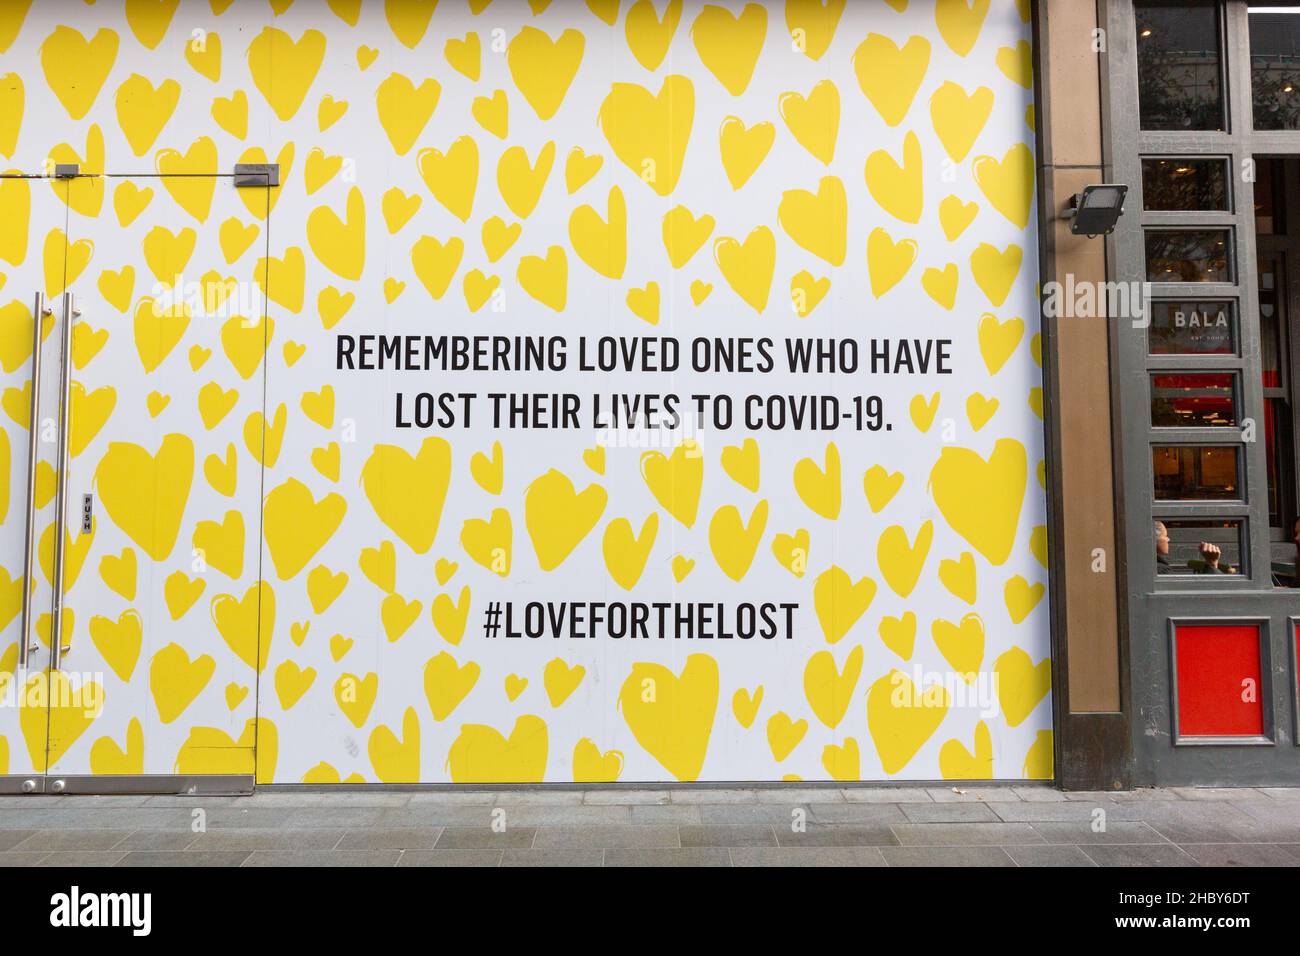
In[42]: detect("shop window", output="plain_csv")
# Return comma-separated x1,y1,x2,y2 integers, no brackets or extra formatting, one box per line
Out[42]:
1152,444,1241,499
1136,1,1225,132
1145,229,1232,282
1150,372,1238,427
1250,9,1300,130
1147,299,1237,354
1155,518,1245,574
1254,253,1296,532
1254,157,1284,235
1173,624,1265,737
1142,158,1229,211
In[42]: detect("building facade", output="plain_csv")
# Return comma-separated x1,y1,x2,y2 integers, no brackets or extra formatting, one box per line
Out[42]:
0,0,1292,794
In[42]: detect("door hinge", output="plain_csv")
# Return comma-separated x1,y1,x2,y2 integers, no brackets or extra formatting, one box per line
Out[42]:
234,163,279,187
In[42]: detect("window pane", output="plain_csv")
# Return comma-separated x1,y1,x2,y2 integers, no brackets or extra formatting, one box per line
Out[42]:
1145,229,1232,282
1257,256,1285,387
1264,397,1293,527
1147,300,1236,354
1251,11,1300,131
1136,2,1224,131
1154,518,1244,575
1153,445,1241,499
1254,157,1284,234
1150,372,1238,427
1142,158,1229,210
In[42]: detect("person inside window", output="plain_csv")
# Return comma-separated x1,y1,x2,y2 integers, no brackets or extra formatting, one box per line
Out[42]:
1154,520,1230,573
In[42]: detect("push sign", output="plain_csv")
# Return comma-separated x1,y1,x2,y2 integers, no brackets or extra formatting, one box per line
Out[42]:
81,494,93,534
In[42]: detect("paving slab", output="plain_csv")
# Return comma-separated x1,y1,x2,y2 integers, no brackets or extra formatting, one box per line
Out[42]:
889,823,1045,846
1004,845,1098,867
604,848,731,866
1080,844,1199,867
531,825,680,849
880,846,1016,867
729,846,888,867
243,850,401,867
397,849,502,866
1178,843,1300,866
678,825,778,847
501,849,604,867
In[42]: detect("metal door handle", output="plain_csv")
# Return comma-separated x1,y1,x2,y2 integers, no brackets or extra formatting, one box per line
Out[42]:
50,292,74,673
18,293,49,671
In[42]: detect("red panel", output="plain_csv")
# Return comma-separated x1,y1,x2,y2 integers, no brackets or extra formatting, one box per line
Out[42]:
1175,625,1264,737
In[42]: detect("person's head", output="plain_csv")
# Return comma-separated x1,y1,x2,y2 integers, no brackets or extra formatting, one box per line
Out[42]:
1154,520,1169,556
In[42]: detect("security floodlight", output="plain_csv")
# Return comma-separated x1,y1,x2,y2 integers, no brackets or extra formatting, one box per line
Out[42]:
1068,184,1128,236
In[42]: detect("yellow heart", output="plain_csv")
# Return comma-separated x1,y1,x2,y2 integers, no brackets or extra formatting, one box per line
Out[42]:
966,392,999,431
318,286,354,328
708,499,768,581
804,644,862,729
938,195,979,241
197,382,237,431
210,90,248,138
977,313,1024,375
360,438,451,554
164,570,205,620
304,147,342,195
921,263,958,310
564,146,603,193
691,2,766,96
143,390,168,419
424,651,479,719
95,435,192,560
878,612,917,660
192,509,244,579
1004,575,1044,624
617,654,717,781
0,179,28,265
445,31,481,79
435,559,458,585
46,229,93,298
602,513,658,590
524,469,607,571
939,720,992,780
317,93,347,130
909,392,939,432
505,674,528,701
431,586,471,645
929,80,993,162
573,738,623,783
517,246,568,311
779,175,847,265
333,670,375,725
719,116,773,190
996,40,1032,88
89,610,142,682
877,520,933,598
289,621,309,647
543,658,586,707
225,683,249,710
866,227,916,298
307,187,365,280
377,73,440,155
779,79,839,164
932,613,986,682
68,383,115,457
300,384,335,429
447,715,548,783
640,440,702,528
770,528,809,578
368,708,421,783
995,646,1050,726
254,244,306,314
865,131,923,225
598,75,694,196
307,564,348,613
263,477,347,579
813,565,876,644
793,265,832,312
243,403,285,467
732,685,762,728
459,508,511,577
150,642,215,723
569,186,626,280
156,137,218,221
247,27,326,121
482,216,521,263
359,540,396,593
935,0,989,56
498,141,554,219
218,218,258,265
507,26,584,120
626,282,660,325
939,552,977,604
211,581,274,672
470,440,503,494
463,270,499,313
766,711,807,762
929,439,1027,565
410,236,463,301
356,44,378,69
672,555,695,582
20,671,104,769
89,718,144,776
689,279,712,305
822,737,860,781
329,634,353,662
793,442,840,519
116,74,180,156
381,593,421,643
98,547,137,601
1030,525,1048,568
714,226,775,314
785,0,845,60
866,669,949,775
662,205,714,269
720,438,759,492
862,464,903,513
417,136,479,223
973,143,1034,228
40,26,119,119
852,33,929,127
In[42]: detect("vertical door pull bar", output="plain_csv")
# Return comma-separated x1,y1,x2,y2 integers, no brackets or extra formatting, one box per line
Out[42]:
50,292,75,672
18,293,48,670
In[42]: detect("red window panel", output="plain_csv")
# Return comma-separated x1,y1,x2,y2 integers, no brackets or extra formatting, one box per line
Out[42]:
1174,625,1265,737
